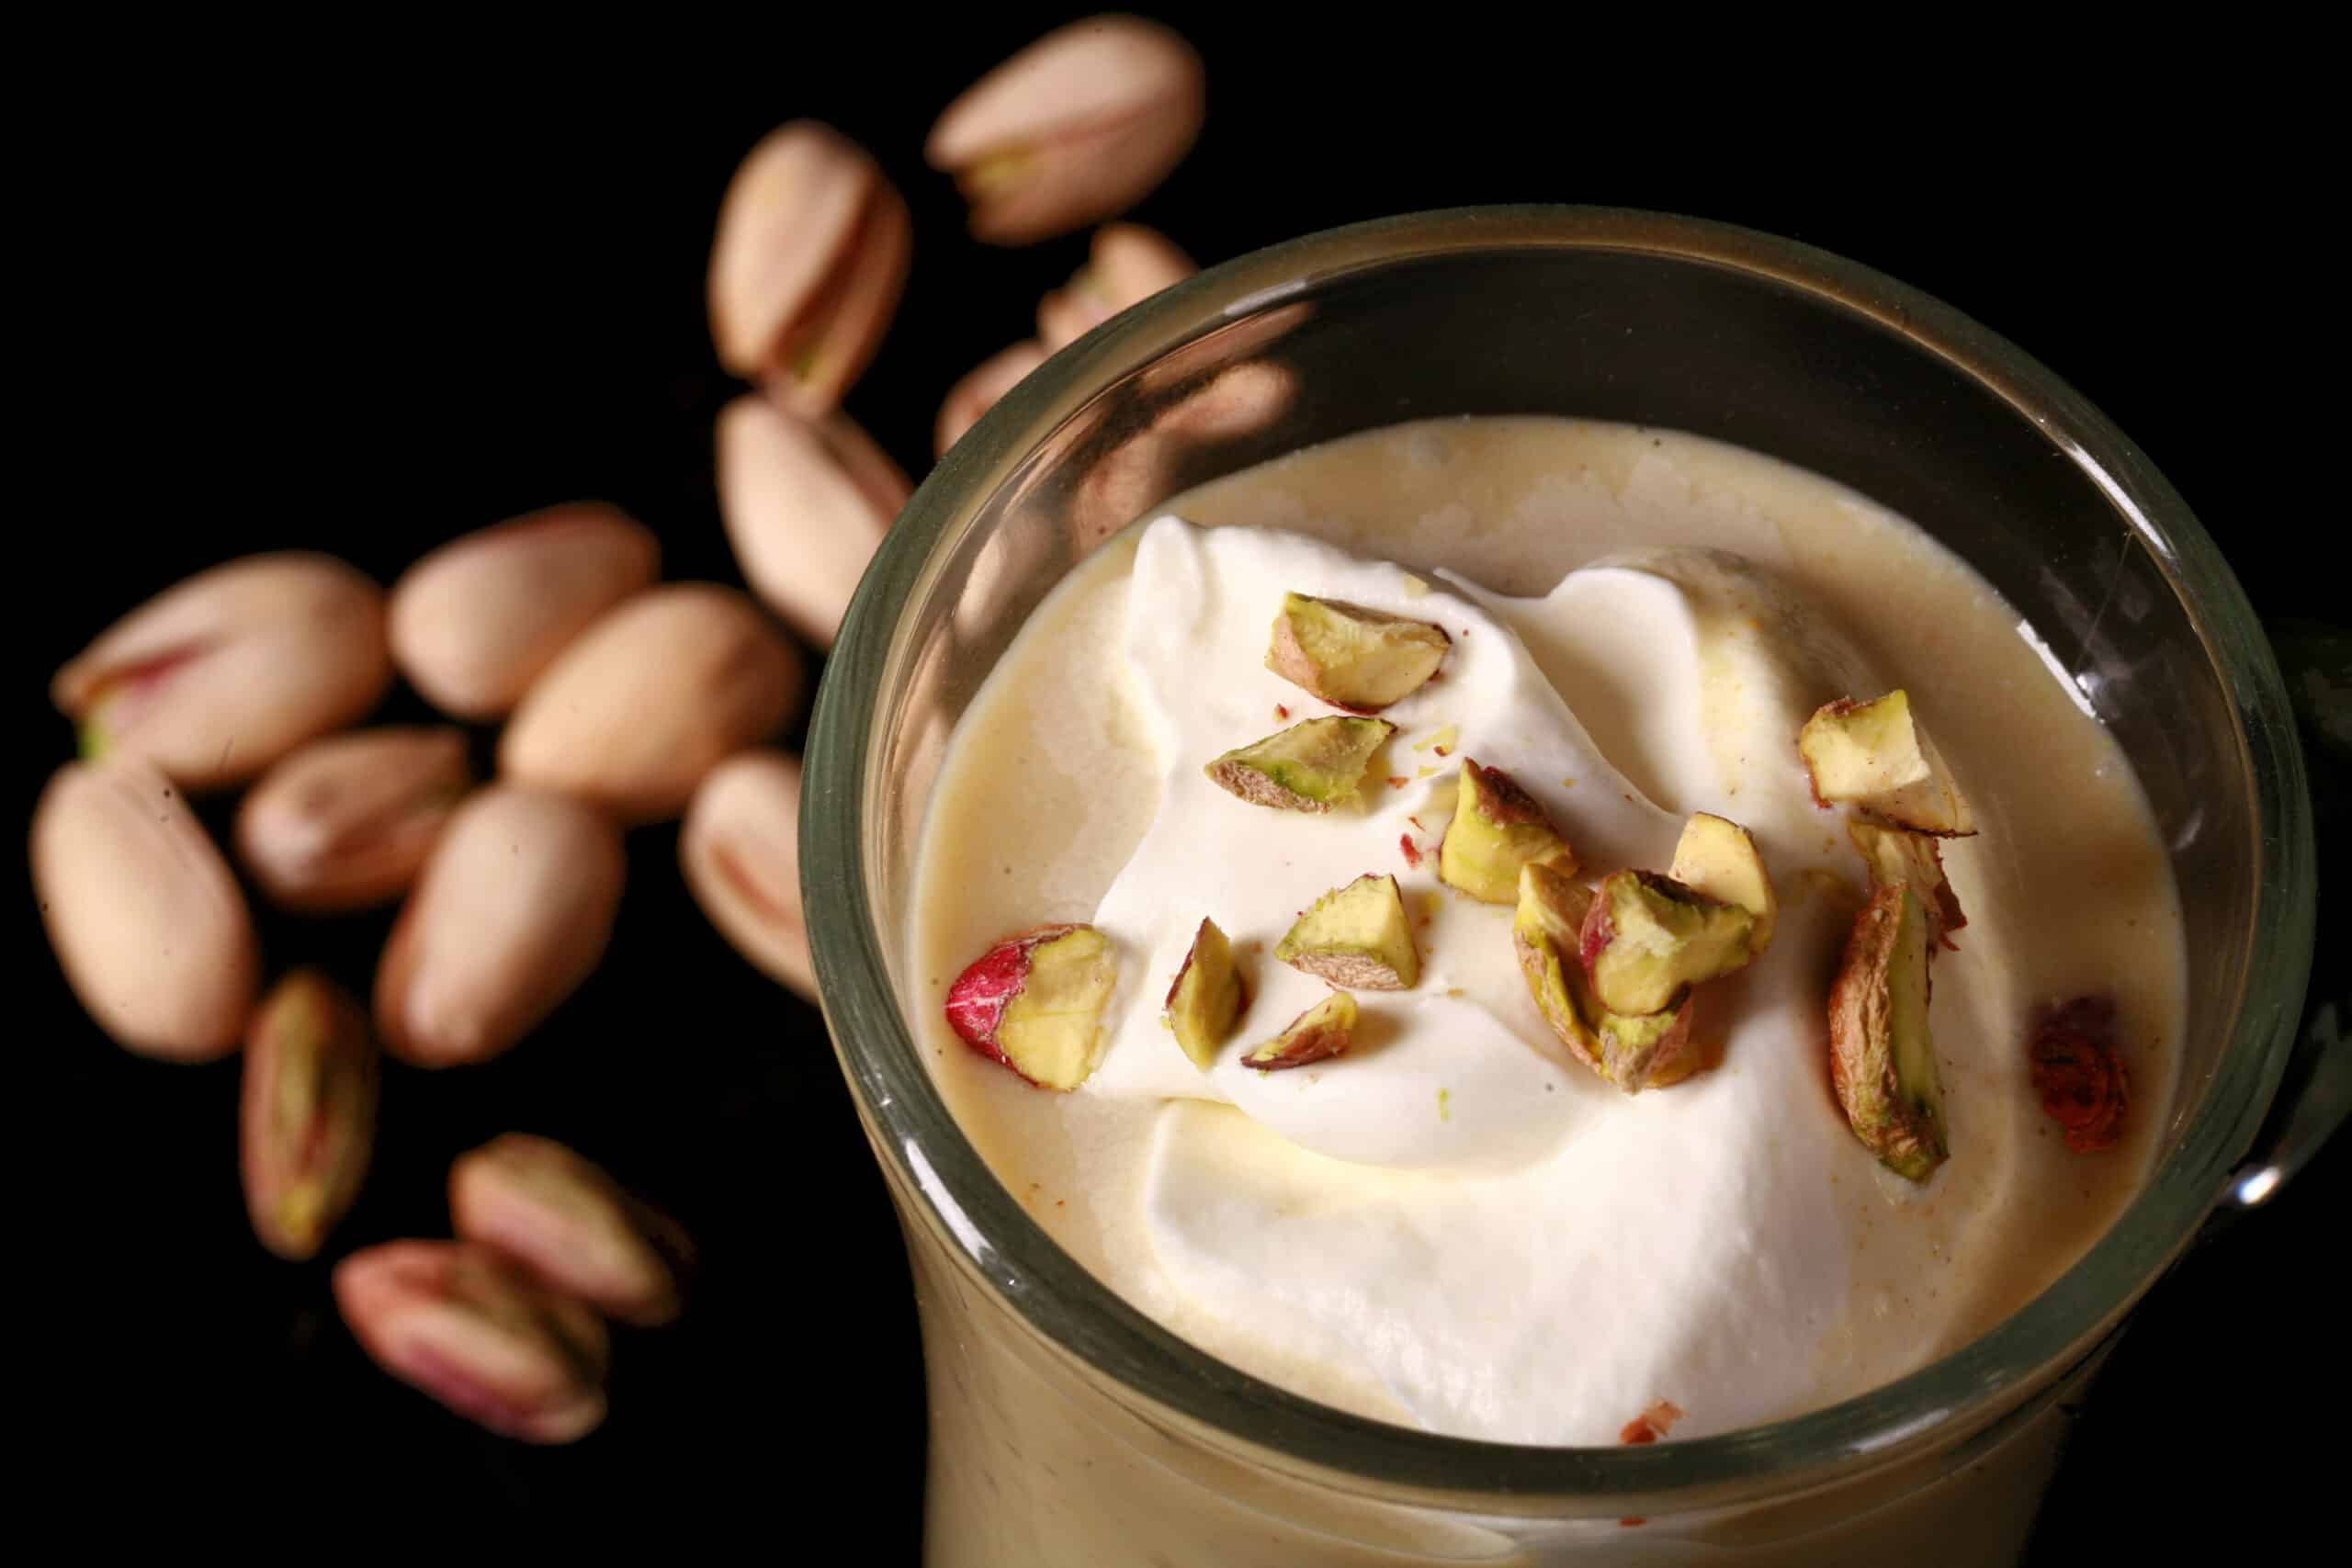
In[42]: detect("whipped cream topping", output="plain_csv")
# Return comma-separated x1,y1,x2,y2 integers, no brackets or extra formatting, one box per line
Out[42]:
1082,516,1939,1442
912,418,2183,1455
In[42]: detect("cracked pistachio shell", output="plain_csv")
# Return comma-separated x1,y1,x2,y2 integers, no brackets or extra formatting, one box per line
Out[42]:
241,970,379,1259
388,503,658,720
450,1134,688,1328
717,399,909,650
235,727,471,911
926,16,1205,244
707,120,910,416
374,786,624,1067
679,750,813,1001
32,760,259,1060
51,553,391,789
334,1240,609,1443
500,584,803,824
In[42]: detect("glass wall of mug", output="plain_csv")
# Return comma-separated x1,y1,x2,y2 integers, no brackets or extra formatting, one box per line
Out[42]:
803,209,2316,1566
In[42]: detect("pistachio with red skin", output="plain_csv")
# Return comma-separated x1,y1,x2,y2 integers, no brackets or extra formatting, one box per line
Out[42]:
1241,991,1357,1070
2029,996,2128,1154
334,1241,609,1443
241,970,379,1260
1620,1399,1686,1444
944,924,1121,1090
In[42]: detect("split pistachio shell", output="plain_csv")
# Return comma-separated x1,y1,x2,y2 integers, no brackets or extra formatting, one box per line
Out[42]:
451,1134,685,1327
500,585,803,823
235,727,471,911
708,120,911,416
1037,223,1196,351
388,503,659,720
51,553,391,789
32,761,259,1060
716,399,910,650
334,1241,609,1443
936,340,1050,457
375,786,625,1067
241,970,379,1260
927,16,1205,244
680,750,814,1000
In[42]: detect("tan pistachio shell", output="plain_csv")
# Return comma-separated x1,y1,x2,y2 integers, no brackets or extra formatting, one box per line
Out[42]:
499,584,803,824
235,726,472,911
51,553,392,790
716,399,910,650
926,16,1206,244
679,750,814,1001
374,786,625,1067
32,760,260,1060
388,503,659,720
708,120,911,416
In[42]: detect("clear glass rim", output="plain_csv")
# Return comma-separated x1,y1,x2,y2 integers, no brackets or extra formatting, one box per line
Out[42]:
803,205,2317,1506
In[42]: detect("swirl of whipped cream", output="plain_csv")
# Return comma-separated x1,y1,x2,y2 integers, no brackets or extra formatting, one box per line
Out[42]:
1079,516,1938,1442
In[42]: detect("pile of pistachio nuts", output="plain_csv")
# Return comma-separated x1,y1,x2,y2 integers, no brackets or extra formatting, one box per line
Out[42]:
30,16,1207,1443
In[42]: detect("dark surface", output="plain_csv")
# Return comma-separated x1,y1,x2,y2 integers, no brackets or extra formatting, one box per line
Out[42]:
36,16,2341,1555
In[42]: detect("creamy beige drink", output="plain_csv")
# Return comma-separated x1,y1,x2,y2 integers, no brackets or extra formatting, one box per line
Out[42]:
904,416,2177,1558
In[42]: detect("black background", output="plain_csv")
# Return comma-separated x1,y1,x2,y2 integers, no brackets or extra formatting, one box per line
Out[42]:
35,15,2343,1556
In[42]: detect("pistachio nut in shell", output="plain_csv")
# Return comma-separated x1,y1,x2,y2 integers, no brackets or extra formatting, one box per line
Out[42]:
450,1134,687,1327
680,750,814,1001
334,1240,609,1443
375,786,625,1067
707,120,911,417
717,398,909,650
32,760,259,1060
927,16,1205,245
1037,223,1196,351
388,502,658,720
234,727,471,912
500,584,803,824
51,552,392,789
936,340,1049,457
241,970,379,1260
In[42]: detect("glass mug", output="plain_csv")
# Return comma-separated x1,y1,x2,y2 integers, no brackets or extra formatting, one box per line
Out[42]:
802,208,2327,1565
